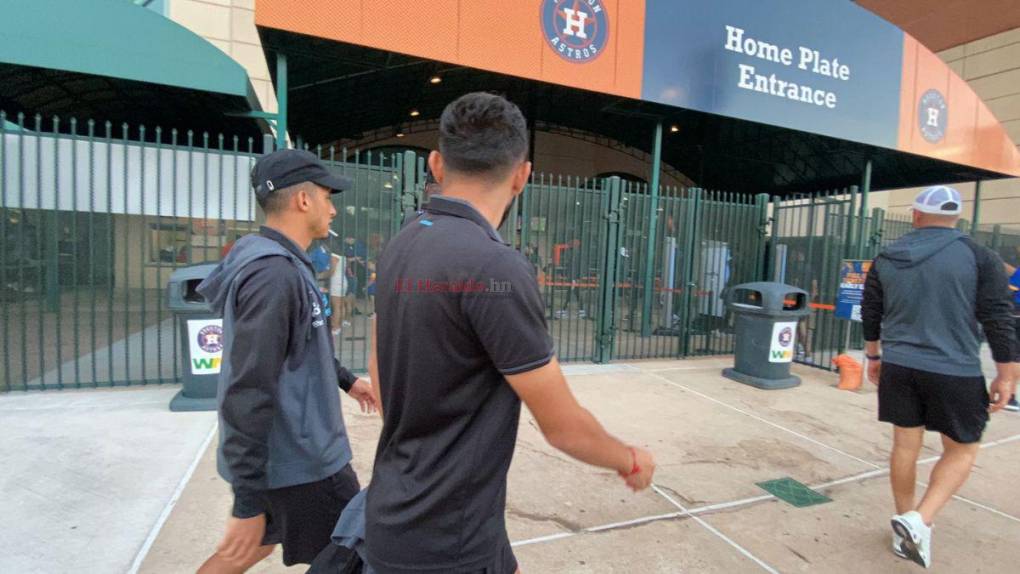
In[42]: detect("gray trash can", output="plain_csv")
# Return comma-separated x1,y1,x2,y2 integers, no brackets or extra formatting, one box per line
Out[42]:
722,282,811,390
167,263,220,412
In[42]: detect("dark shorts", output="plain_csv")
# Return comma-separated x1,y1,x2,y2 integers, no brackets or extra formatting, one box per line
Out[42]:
262,464,361,566
366,538,518,574
1013,316,1020,362
878,362,989,444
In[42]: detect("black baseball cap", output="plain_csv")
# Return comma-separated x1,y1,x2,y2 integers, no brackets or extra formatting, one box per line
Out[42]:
251,149,352,199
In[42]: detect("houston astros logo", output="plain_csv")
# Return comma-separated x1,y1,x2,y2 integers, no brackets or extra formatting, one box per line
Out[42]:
918,89,948,143
778,327,793,347
541,0,608,63
197,325,223,354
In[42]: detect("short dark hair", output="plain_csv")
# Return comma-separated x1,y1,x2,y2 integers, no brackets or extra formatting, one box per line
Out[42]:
256,182,305,215
438,92,528,180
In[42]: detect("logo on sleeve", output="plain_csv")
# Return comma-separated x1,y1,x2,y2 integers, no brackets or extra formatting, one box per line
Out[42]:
310,289,326,328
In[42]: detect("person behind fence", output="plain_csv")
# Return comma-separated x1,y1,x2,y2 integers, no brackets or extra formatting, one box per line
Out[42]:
1006,259,1020,412
195,149,379,573
329,250,351,334
343,236,366,314
364,92,656,574
861,185,1016,569
554,238,592,319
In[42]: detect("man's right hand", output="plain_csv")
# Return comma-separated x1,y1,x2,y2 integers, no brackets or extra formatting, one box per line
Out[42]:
988,374,1016,413
216,513,267,567
620,446,656,492
867,359,881,386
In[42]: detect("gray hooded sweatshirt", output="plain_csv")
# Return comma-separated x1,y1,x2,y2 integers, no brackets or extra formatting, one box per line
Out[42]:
198,228,354,517
862,227,1015,377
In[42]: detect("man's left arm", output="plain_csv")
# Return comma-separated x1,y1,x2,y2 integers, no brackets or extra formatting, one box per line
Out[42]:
335,359,376,414
969,241,1017,411
861,260,884,384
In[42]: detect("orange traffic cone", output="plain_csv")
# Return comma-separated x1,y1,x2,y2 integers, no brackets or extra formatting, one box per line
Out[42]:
832,354,863,391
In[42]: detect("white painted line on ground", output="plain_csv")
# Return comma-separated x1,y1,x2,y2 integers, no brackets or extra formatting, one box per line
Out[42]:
641,365,728,373
561,364,641,376
0,398,173,411
651,369,1020,523
127,421,218,574
648,372,879,468
510,531,577,547
652,485,780,574
978,433,1020,449
942,493,1020,523
583,511,685,533
511,512,686,548
686,495,776,515
511,432,1020,550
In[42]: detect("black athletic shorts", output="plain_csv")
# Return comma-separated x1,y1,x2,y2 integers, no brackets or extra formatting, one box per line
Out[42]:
363,538,518,574
1013,316,1020,362
878,362,989,444
261,464,361,566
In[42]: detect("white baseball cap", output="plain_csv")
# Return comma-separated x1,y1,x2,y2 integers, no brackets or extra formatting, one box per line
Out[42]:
912,185,962,215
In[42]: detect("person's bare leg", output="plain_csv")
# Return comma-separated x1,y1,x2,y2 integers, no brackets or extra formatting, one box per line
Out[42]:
890,425,924,515
915,434,980,525
331,296,345,329
197,544,274,574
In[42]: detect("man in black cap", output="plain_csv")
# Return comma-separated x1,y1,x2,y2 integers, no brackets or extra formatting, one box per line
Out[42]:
196,149,378,573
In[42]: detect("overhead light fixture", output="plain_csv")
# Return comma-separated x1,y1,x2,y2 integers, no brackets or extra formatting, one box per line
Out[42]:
429,75,442,84
409,109,420,117
670,125,680,133
396,132,405,138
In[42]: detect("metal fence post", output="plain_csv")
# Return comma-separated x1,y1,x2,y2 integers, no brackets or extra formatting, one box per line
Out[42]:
641,121,663,337
972,180,982,234
870,207,885,256
275,52,288,150
768,195,781,281
679,188,702,357
846,185,859,260
595,177,623,363
754,194,767,281
856,161,871,259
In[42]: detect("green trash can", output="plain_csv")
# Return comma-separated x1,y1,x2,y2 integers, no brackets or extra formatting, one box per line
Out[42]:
722,282,811,390
167,263,220,412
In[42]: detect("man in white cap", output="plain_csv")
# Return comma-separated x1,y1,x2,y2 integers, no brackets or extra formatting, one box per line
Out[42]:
861,185,1016,568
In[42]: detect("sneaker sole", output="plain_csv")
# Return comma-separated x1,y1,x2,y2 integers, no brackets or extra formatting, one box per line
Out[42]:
891,519,928,568
892,537,909,560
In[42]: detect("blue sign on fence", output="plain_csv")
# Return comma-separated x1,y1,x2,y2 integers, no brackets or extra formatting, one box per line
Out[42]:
835,260,871,322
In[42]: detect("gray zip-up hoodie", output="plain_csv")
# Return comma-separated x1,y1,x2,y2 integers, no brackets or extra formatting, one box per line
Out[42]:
862,227,1015,377
198,229,354,517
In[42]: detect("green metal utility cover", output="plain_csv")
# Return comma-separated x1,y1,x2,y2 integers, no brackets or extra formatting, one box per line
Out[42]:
757,477,832,508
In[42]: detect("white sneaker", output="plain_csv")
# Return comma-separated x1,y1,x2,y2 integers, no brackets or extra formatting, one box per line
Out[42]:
891,511,932,568
892,531,908,559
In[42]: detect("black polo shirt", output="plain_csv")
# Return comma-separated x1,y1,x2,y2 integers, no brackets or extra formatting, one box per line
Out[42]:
366,196,554,573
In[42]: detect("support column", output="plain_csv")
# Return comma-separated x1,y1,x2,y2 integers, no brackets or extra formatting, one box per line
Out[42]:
856,160,871,259
754,193,770,281
275,52,288,150
595,177,623,363
971,180,982,234
641,121,663,337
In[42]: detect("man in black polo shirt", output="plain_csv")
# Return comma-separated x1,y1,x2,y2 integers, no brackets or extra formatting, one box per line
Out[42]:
366,93,656,574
